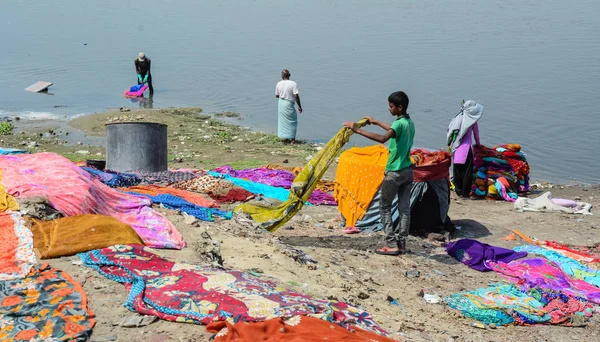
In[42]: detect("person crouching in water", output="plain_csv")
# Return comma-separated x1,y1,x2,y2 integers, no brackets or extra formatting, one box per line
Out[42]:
447,100,483,198
343,91,415,255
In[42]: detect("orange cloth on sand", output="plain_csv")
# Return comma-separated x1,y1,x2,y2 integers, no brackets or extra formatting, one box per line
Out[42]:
0,170,18,212
265,165,336,192
334,145,389,227
206,315,397,342
28,214,144,259
122,184,219,208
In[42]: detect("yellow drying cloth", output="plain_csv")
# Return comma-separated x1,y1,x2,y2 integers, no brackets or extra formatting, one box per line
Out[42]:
235,119,368,232
29,214,144,259
0,170,18,211
334,145,389,227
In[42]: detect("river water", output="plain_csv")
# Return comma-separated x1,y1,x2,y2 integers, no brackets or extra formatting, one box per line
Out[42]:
1,0,599,183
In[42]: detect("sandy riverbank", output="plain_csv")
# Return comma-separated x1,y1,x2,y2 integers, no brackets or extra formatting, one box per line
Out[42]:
1,107,599,341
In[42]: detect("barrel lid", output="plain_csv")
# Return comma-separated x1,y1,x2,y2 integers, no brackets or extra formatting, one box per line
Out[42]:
105,122,167,127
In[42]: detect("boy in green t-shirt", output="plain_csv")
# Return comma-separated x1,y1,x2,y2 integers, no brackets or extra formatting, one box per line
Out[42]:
343,91,415,255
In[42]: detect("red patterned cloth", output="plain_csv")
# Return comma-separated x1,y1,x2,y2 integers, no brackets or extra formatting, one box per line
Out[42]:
78,245,389,336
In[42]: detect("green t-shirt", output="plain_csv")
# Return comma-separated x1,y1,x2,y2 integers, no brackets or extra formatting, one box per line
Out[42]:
385,116,415,171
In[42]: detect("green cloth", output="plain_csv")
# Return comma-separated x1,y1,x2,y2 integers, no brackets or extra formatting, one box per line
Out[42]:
385,116,415,171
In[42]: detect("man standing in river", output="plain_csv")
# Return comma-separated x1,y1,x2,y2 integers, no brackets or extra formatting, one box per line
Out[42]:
275,69,302,144
135,52,153,96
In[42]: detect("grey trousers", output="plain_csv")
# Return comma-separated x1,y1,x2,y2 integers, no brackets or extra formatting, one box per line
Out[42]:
380,168,414,247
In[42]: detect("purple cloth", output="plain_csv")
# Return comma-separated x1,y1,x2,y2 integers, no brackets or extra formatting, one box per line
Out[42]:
453,123,480,164
212,166,336,206
446,239,528,272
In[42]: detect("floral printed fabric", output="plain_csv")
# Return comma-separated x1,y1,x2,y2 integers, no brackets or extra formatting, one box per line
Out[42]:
0,153,184,249
78,245,388,336
173,176,255,203
0,263,95,341
0,211,36,281
207,315,397,341
445,283,550,326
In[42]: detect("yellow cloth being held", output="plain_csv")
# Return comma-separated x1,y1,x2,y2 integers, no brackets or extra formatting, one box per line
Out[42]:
0,170,18,211
28,214,144,259
236,119,368,232
334,145,389,227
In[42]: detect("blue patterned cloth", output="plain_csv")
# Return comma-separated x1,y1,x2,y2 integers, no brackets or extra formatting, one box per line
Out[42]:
82,167,142,188
127,192,232,222
0,147,27,155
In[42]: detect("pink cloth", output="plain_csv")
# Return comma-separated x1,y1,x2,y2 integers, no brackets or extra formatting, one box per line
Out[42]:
453,123,480,164
0,153,184,249
124,84,148,98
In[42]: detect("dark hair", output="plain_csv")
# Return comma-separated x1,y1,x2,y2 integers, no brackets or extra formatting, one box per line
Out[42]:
388,91,409,109
282,69,291,78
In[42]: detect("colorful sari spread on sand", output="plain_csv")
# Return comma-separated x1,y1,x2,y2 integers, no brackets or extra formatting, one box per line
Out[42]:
445,283,595,326
539,241,600,264
78,244,388,336
334,145,389,227
0,212,36,281
0,153,184,249
123,184,218,208
445,284,551,326
514,245,600,287
0,264,95,341
172,176,256,204
0,170,19,212
28,214,144,259
82,167,142,188
471,144,530,201
265,165,336,192
207,315,397,341
236,119,368,232
209,171,303,204
125,192,232,222
212,166,336,206
489,258,600,304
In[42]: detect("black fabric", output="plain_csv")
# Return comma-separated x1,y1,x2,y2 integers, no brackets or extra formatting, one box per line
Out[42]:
410,184,454,237
453,149,474,197
135,58,151,75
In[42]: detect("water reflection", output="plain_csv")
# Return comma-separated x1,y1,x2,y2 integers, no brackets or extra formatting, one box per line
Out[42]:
128,96,154,109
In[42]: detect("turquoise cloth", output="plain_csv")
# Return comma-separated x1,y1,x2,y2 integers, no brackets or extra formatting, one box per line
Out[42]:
277,98,297,139
514,245,600,287
208,171,311,205
445,283,550,326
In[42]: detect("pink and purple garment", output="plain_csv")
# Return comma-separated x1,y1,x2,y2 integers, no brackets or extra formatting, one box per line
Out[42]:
453,123,480,164
446,239,527,272
212,166,336,205
0,152,184,249
489,258,600,304
124,84,148,98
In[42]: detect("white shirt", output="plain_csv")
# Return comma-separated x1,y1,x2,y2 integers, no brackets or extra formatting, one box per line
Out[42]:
275,80,299,103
